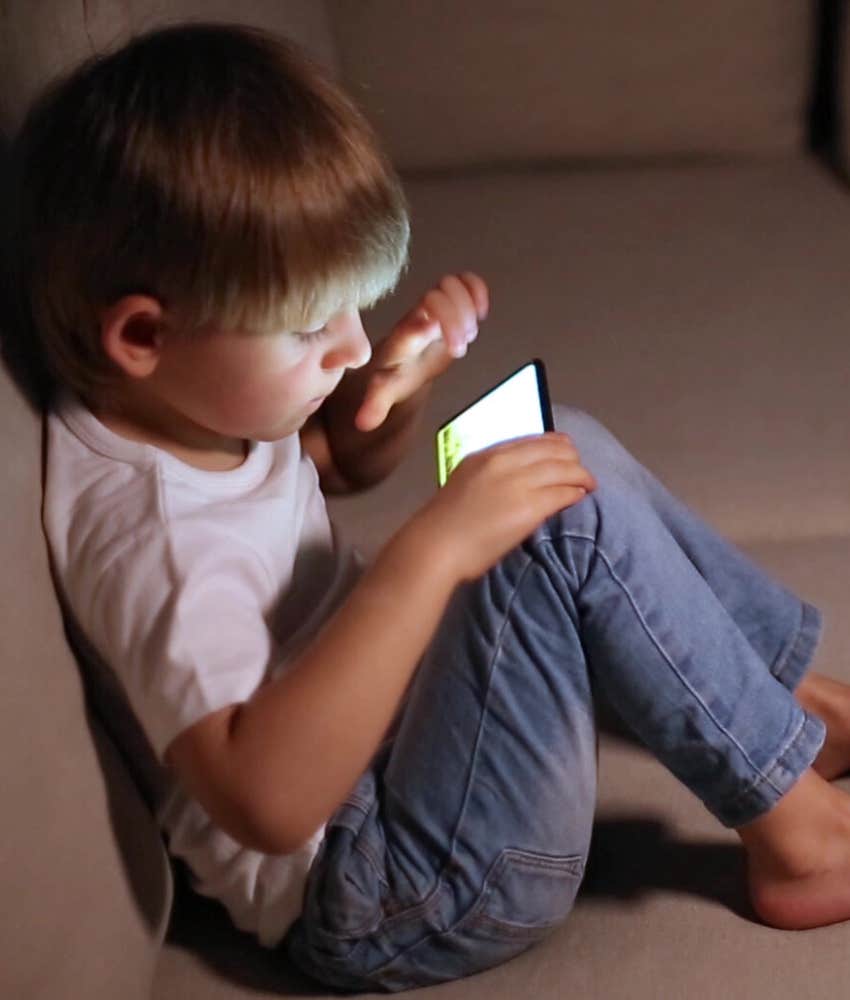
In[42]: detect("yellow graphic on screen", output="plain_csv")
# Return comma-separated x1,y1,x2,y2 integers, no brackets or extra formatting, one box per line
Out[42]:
437,424,465,485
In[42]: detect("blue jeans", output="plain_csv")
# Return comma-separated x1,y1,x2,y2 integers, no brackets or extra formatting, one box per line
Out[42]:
285,406,825,992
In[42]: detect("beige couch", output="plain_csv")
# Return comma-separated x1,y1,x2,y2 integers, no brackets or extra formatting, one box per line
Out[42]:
4,2,850,997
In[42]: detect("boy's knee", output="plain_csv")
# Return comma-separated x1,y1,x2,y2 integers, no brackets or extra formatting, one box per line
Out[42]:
552,404,618,455
552,404,640,488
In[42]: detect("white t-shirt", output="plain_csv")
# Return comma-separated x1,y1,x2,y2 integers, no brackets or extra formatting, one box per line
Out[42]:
41,389,365,946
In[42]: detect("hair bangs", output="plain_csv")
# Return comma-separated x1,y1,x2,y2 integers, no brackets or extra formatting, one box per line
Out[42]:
152,57,411,339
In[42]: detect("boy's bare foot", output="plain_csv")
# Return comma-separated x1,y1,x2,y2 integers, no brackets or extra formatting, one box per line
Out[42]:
737,769,850,929
795,672,850,780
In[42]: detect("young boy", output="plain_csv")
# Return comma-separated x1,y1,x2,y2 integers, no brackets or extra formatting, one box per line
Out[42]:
13,20,850,994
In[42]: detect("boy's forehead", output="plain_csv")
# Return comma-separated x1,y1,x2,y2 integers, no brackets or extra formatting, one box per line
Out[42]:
301,298,360,327
312,294,349,315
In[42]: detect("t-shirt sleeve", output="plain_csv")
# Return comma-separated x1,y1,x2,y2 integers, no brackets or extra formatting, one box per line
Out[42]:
90,523,274,762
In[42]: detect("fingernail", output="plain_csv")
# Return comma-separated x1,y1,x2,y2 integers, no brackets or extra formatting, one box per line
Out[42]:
452,343,467,358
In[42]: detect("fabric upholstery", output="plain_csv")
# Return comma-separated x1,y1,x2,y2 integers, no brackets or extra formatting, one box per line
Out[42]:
327,158,850,558
0,367,172,1000
0,0,338,137
329,0,815,171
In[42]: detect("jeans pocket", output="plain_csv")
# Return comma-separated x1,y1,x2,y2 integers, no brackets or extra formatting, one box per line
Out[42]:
455,847,585,942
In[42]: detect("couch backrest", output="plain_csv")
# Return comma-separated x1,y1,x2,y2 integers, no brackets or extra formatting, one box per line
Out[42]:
838,4,850,181
327,0,817,172
0,1,825,174
0,0,339,137
0,0,817,170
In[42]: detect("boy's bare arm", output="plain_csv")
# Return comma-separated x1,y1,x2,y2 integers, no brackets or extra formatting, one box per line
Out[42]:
165,513,457,853
165,433,595,855
298,409,358,495
302,371,431,493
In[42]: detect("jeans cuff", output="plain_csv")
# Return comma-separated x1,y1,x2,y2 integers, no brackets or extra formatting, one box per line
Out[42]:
714,708,826,828
771,600,823,692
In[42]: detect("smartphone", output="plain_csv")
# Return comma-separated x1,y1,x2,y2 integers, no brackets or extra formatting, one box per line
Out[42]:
435,358,554,486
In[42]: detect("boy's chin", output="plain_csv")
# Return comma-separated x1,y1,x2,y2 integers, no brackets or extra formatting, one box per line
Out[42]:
252,416,308,441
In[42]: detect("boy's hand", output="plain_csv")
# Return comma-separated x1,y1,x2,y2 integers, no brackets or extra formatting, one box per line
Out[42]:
408,432,597,583
354,272,490,432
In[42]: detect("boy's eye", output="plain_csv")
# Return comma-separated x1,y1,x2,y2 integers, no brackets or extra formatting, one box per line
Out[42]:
295,325,330,343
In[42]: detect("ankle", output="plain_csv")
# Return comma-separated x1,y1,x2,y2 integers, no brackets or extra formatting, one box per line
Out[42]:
796,673,833,720
736,770,850,879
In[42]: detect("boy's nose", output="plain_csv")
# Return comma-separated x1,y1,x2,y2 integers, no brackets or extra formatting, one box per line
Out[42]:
323,314,372,371
347,320,372,369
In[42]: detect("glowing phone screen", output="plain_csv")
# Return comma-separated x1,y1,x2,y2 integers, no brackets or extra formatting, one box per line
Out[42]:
436,360,552,486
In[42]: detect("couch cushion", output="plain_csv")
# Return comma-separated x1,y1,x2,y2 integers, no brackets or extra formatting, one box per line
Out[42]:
329,0,815,171
0,0,338,137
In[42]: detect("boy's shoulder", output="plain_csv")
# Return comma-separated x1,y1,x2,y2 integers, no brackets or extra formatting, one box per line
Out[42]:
43,391,284,587
40,390,342,610
47,394,181,531
44,391,167,566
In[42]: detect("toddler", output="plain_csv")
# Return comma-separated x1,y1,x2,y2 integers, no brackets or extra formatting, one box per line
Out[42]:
12,21,850,994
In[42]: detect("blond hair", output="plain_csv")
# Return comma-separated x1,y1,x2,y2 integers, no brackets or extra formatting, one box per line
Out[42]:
10,22,410,407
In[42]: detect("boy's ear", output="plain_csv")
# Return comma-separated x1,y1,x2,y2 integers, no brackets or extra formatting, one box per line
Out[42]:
100,294,165,379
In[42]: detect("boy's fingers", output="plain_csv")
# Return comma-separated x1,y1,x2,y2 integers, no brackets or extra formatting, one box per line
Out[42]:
422,287,467,358
544,484,591,512
405,273,488,362
377,323,436,366
355,392,392,432
459,271,490,321
438,274,480,349
438,274,477,325
522,455,596,490
355,367,420,431
487,431,577,461
476,435,596,489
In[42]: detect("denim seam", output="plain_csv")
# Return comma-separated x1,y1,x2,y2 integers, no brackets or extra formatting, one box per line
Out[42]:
357,848,586,987
352,839,390,892
770,602,822,690
343,792,373,815
373,879,448,934
718,710,811,818
540,530,788,800
439,553,537,884
350,555,574,967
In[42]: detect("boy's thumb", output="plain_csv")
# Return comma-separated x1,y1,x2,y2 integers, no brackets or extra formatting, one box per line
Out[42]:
355,395,391,432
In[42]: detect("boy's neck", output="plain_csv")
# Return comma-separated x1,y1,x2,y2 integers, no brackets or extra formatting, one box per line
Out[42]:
87,395,249,472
